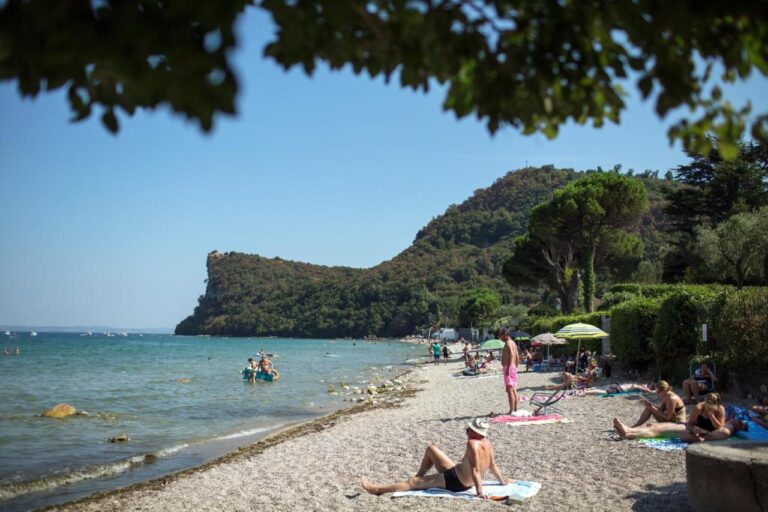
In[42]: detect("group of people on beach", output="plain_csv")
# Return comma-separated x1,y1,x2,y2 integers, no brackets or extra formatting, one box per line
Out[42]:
611,381,750,443
362,334,767,499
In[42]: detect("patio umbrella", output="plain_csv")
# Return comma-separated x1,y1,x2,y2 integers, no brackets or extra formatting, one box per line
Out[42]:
510,330,531,341
530,332,567,359
554,323,608,372
479,338,504,350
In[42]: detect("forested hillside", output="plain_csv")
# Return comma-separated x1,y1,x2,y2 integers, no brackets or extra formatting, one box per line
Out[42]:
176,167,674,337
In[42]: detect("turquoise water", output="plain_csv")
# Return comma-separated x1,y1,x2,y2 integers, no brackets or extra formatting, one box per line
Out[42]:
0,333,416,510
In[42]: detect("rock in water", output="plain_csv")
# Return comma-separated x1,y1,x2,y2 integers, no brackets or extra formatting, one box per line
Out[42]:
109,433,130,443
42,403,77,418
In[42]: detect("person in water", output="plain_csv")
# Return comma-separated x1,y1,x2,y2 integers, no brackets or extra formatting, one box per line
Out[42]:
244,358,258,382
361,418,508,498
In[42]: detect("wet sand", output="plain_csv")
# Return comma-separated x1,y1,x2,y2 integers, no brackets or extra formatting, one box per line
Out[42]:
47,360,692,511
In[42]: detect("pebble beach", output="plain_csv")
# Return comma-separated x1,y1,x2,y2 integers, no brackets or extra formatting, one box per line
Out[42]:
47,358,693,511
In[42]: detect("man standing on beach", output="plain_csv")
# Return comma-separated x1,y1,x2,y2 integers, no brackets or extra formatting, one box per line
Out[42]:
500,328,519,414
361,418,509,498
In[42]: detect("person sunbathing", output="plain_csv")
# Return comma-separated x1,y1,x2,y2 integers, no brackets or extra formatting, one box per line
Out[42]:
581,382,654,396
682,363,716,404
612,381,686,440
678,393,734,443
361,418,509,499
544,362,597,391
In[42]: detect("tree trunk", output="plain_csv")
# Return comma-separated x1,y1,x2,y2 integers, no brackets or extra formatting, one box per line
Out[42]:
583,245,596,312
566,269,580,313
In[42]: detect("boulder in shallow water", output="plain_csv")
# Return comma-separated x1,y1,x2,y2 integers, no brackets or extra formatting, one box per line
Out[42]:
175,378,192,383
109,433,130,443
42,403,77,418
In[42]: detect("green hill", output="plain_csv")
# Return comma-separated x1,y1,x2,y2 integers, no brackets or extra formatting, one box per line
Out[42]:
176,167,673,337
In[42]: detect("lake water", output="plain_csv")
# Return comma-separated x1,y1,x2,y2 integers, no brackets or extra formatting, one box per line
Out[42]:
0,333,418,510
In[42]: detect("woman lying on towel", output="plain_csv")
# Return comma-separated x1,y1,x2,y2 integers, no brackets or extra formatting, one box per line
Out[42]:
581,382,655,396
612,381,687,440
544,362,598,391
678,393,747,443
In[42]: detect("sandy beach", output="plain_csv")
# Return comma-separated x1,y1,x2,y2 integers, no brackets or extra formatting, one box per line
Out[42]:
48,359,692,511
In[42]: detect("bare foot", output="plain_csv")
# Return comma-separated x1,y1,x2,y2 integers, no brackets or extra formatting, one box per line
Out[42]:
361,478,382,495
613,418,628,439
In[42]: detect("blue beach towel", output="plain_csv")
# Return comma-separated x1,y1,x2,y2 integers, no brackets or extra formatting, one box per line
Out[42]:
597,390,644,398
725,405,768,441
392,480,541,502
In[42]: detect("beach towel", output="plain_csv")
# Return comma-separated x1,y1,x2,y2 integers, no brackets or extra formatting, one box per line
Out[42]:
597,390,644,398
392,480,541,502
725,405,768,441
636,436,687,451
736,421,768,441
452,373,499,380
490,414,571,427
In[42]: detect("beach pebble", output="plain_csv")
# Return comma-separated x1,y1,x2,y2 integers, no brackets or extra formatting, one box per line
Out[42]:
327,384,336,393
42,403,77,418
366,386,378,395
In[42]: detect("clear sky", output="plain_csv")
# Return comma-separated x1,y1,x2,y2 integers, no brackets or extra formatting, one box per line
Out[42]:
1,8,767,329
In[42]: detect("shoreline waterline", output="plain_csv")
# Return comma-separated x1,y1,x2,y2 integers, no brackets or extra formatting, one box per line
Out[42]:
0,334,422,511
36,366,420,512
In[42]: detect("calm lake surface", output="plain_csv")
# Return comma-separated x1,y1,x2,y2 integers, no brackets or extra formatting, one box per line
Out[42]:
0,333,417,510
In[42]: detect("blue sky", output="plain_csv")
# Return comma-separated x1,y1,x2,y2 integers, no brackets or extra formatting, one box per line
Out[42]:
1,8,767,329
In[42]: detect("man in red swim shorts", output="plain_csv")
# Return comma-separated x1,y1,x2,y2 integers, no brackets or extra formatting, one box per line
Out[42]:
500,328,519,414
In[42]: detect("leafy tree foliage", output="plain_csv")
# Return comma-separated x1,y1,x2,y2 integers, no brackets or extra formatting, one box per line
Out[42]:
662,140,768,281
458,288,501,328
505,172,648,314
2,1,766,154
695,208,768,288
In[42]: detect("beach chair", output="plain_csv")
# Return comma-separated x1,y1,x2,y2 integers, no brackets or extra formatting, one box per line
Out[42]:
529,387,569,416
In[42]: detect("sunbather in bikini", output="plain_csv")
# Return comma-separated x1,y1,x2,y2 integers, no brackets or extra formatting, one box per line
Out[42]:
612,381,687,440
677,393,739,443
581,382,654,396
544,362,597,391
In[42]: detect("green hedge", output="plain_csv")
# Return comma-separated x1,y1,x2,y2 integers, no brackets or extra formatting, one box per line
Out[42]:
607,283,678,298
609,297,663,371
709,287,768,389
651,289,718,382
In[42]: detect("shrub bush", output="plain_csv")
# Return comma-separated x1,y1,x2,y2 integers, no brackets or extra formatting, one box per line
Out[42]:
709,287,768,389
651,289,717,382
609,297,663,371
601,290,640,309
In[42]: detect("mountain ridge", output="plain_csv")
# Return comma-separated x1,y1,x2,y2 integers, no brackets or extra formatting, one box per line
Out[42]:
176,167,672,337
